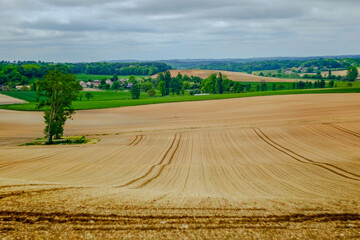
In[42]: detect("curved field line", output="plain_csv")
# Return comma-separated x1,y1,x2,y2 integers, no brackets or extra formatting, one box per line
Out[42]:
324,123,360,138
135,133,182,189
132,135,143,146
116,134,179,188
253,128,360,181
0,151,64,170
127,135,144,146
256,128,360,178
128,135,139,146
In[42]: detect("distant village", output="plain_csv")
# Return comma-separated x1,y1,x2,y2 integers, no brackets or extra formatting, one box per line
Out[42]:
78,78,133,90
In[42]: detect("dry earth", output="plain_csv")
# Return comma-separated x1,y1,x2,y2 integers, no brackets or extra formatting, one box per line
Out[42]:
0,93,360,239
0,94,27,105
300,67,360,79
153,69,298,82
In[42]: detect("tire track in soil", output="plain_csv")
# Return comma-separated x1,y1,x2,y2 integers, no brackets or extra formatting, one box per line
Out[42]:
253,128,360,181
324,123,360,138
133,135,143,146
1,211,359,231
128,135,144,146
0,184,58,190
181,134,193,193
0,187,87,200
135,133,182,188
116,134,180,188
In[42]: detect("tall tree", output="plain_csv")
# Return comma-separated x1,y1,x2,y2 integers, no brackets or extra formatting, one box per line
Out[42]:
37,69,81,144
346,66,358,82
216,72,223,94
130,80,140,99
158,81,166,96
164,71,172,95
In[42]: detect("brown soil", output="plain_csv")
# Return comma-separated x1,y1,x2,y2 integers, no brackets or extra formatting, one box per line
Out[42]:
0,93,360,239
152,69,298,82
0,93,27,105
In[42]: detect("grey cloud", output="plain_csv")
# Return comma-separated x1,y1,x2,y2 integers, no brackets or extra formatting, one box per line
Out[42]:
0,0,360,62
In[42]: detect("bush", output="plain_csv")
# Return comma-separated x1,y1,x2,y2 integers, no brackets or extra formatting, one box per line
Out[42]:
189,89,201,95
147,88,156,97
347,82,353,87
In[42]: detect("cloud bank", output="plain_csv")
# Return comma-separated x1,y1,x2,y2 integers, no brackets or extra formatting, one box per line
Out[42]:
0,0,359,61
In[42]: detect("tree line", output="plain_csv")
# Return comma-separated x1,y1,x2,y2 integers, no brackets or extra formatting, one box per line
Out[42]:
127,71,339,99
0,61,172,90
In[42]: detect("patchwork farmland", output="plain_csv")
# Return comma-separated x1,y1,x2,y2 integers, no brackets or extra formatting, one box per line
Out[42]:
0,93,359,239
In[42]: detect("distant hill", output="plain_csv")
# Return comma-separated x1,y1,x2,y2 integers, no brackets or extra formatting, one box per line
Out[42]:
106,55,360,69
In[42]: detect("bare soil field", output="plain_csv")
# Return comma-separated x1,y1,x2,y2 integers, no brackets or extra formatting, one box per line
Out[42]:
0,93,26,105
300,67,360,79
0,93,360,239
153,69,298,82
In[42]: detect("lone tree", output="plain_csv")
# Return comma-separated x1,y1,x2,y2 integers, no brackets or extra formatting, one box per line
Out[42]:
37,69,81,144
346,66,358,82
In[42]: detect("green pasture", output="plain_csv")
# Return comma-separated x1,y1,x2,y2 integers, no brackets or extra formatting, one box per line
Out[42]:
1,88,359,111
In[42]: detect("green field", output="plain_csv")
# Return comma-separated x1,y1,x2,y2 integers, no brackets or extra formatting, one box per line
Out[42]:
1,91,156,103
335,81,360,88
1,88,359,111
75,74,148,81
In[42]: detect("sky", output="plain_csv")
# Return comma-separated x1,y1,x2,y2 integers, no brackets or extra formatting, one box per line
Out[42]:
0,0,359,62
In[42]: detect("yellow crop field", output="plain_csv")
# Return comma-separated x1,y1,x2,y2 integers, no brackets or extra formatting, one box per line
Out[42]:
0,93,359,239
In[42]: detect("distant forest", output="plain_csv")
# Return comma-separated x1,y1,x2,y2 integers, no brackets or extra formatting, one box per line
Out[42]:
196,58,360,73
0,61,171,88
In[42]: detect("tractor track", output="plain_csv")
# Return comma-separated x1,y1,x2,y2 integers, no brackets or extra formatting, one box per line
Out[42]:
136,133,182,188
253,128,360,181
128,135,144,146
0,210,358,231
116,134,181,188
324,123,360,138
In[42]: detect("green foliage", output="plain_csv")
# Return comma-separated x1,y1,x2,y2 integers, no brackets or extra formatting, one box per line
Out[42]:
216,72,223,94
346,66,358,81
20,135,96,146
20,85,29,91
147,88,156,97
201,73,217,93
85,92,93,101
128,75,136,83
112,80,120,90
189,89,201,95
140,82,153,92
37,69,81,144
130,80,140,99
158,81,166,96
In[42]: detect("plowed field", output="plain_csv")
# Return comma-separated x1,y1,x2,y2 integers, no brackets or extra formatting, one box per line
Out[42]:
152,69,298,82
0,94,26,105
0,93,360,239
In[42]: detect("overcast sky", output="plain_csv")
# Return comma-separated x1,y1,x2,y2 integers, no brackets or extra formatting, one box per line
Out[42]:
1,0,359,62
